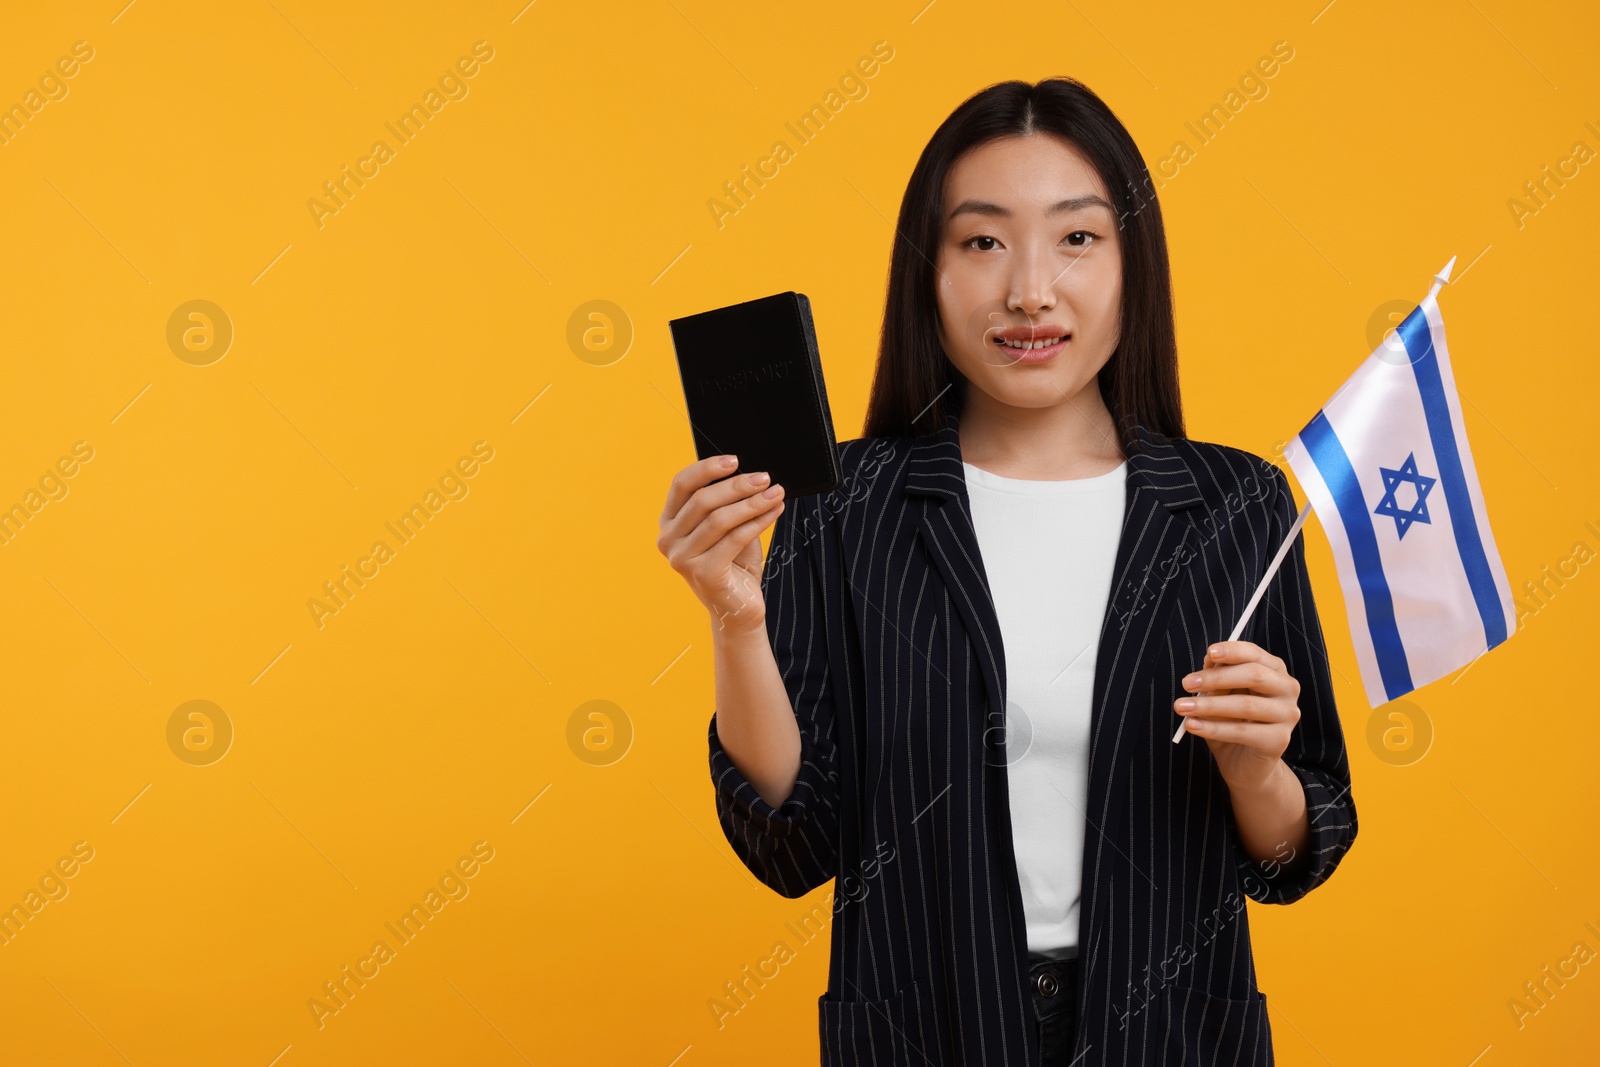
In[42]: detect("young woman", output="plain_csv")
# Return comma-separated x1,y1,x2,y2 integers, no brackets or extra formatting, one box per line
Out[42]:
657,78,1357,1067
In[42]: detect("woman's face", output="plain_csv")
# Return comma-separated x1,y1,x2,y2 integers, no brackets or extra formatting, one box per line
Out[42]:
934,133,1124,414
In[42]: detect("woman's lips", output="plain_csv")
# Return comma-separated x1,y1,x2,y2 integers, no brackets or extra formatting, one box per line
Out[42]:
992,334,1068,363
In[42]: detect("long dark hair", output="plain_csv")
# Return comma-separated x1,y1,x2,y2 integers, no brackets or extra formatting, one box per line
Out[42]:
861,77,1184,455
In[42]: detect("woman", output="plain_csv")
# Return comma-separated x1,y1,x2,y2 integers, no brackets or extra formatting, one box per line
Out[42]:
657,77,1357,1067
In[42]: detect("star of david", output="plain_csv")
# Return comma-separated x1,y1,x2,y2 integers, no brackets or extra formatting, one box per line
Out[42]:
1373,451,1436,539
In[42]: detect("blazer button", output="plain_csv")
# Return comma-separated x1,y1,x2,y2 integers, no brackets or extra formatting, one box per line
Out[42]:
1037,971,1059,998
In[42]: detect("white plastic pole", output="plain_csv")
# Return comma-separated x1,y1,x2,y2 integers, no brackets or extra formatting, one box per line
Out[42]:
1423,255,1457,305
1171,497,1314,744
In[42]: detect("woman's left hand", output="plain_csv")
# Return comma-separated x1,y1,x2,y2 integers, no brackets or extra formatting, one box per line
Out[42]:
1174,640,1300,792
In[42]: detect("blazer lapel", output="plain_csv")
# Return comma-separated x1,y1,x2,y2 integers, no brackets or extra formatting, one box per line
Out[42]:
904,411,1009,727
903,408,1208,749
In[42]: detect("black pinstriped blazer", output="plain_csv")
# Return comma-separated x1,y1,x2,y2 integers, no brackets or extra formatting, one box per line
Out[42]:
707,409,1358,1066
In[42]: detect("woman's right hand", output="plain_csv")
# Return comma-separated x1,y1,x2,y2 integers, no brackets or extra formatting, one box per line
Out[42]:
656,455,786,636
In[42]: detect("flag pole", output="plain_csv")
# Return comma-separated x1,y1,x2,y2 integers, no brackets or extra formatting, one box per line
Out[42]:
1171,496,1314,743
1424,255,1457,304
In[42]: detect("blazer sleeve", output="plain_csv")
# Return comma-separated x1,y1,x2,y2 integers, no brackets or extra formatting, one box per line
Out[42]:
1237,464,1360,906
706,492,841,899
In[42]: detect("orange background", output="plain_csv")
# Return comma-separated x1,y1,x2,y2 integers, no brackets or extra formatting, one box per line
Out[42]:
1,0,1596,1063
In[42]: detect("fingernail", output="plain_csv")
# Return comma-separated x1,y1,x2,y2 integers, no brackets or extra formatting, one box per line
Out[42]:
750,472,770,486
1208,645,1221,657
722,455,737,467
763,484,783,498
1183,674,1200,689
1176,699,1195,710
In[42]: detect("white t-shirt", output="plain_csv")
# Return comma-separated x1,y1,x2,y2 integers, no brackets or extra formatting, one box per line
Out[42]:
962,456,1128,959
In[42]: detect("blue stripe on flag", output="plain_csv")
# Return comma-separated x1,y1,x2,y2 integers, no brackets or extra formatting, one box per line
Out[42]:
1300,411,1415,701
1396,307,1509,651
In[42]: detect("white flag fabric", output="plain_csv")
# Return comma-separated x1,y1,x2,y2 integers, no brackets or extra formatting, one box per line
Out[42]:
1283,284,1515,708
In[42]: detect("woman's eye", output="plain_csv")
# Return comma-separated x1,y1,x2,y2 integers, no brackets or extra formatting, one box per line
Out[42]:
963,235,1000,251
1064,230,1097,247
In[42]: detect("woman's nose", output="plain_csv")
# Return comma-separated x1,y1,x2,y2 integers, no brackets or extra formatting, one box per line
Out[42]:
1007,249,1057,314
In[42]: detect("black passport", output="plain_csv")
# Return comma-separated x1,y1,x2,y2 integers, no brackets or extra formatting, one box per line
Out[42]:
669,291,842,498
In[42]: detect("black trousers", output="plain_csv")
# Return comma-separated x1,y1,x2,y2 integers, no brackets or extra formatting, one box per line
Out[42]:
1027,952,1081,1067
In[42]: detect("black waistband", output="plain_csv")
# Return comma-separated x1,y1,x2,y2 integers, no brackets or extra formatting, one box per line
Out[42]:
1026,951,1079,1004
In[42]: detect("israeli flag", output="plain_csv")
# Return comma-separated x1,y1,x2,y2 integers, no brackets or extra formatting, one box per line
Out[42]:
1283,258,1516,708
